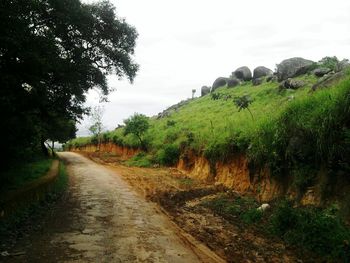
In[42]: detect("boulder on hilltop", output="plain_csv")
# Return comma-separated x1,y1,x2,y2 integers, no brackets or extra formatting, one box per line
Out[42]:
253,66,273,79
336,59,350,72
227,78,240,88
252,77,263,86
280,78,305,90
211,77,228,91
201,86,211,96
233,66,252,81
313,67,332,77
276,57,315,81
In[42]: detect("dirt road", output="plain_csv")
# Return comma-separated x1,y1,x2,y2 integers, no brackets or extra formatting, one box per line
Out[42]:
2,152,222,263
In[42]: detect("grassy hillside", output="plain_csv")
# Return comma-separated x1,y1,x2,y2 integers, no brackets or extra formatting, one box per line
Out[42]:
70,74,316,150
67,69,350,178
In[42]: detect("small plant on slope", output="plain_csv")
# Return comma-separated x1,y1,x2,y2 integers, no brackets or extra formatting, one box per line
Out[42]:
89,106,105,150
234,95,254,120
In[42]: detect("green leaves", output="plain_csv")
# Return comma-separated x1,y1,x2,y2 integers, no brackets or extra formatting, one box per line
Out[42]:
123,113,150,149
0,0,139,163
233,95,253,112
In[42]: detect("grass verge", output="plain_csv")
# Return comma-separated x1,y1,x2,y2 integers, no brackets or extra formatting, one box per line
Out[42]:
0,157,53,193
0,161,68,241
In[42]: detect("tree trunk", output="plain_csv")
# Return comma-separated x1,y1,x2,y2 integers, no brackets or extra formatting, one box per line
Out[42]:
247,108,255,121
137,135,146,151
51,141,56,156
41,137,49,156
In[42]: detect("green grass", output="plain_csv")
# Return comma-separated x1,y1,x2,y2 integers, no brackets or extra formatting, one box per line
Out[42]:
51,161,69,197
203,194,263,224
269,200,350,260
0,161,68,239
65,136,94,148
0,157,53,193
178,178,194,186
124,152,153,167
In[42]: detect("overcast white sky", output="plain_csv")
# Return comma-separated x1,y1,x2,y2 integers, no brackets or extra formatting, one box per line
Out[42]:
78,0,350,136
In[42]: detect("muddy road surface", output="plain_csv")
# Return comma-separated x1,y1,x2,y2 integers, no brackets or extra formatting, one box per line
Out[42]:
2,152,222,263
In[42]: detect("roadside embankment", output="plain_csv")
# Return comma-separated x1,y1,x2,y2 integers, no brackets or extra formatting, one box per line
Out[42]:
0,159,62,220
71,144,324,206
70,143,139,160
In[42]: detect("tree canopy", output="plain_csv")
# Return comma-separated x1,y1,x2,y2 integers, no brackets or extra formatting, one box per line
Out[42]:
124,113,149,149
0,0,138,164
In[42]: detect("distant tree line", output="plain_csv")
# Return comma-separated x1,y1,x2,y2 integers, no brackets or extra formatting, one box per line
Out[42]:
0,0,138,166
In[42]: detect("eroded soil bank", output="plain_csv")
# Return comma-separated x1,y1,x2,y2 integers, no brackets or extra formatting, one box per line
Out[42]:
71,144,324,206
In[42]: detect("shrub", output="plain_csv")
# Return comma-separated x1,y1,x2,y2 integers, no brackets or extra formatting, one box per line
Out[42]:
125,152,152,167
318,56,339,71
203,195,261,224
241,209,263,224
269,200,299,236
164,130,180,144
269,200,350,260
112,134,124,145
204,138,235,164
211,93,221,100
157,144,180,166
166,120,176,127
102,132,109,143
91,135,98,145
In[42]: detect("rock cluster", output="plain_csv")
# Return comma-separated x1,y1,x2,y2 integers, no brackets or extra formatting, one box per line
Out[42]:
280,78,305,90
198,57,349,97
156,99,191,119
336,59,350,72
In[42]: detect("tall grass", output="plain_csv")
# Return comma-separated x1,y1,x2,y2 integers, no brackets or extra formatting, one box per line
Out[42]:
248,73,350,183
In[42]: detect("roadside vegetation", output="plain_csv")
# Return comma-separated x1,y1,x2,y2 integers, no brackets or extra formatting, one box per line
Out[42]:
0,161,68,241
0,157,53,193
204,194,350,261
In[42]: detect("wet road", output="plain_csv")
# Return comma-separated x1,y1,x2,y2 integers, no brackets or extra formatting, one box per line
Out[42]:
3,152,212,262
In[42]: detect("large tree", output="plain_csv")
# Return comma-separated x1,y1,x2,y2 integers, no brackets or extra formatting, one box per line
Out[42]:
0,0,138,163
